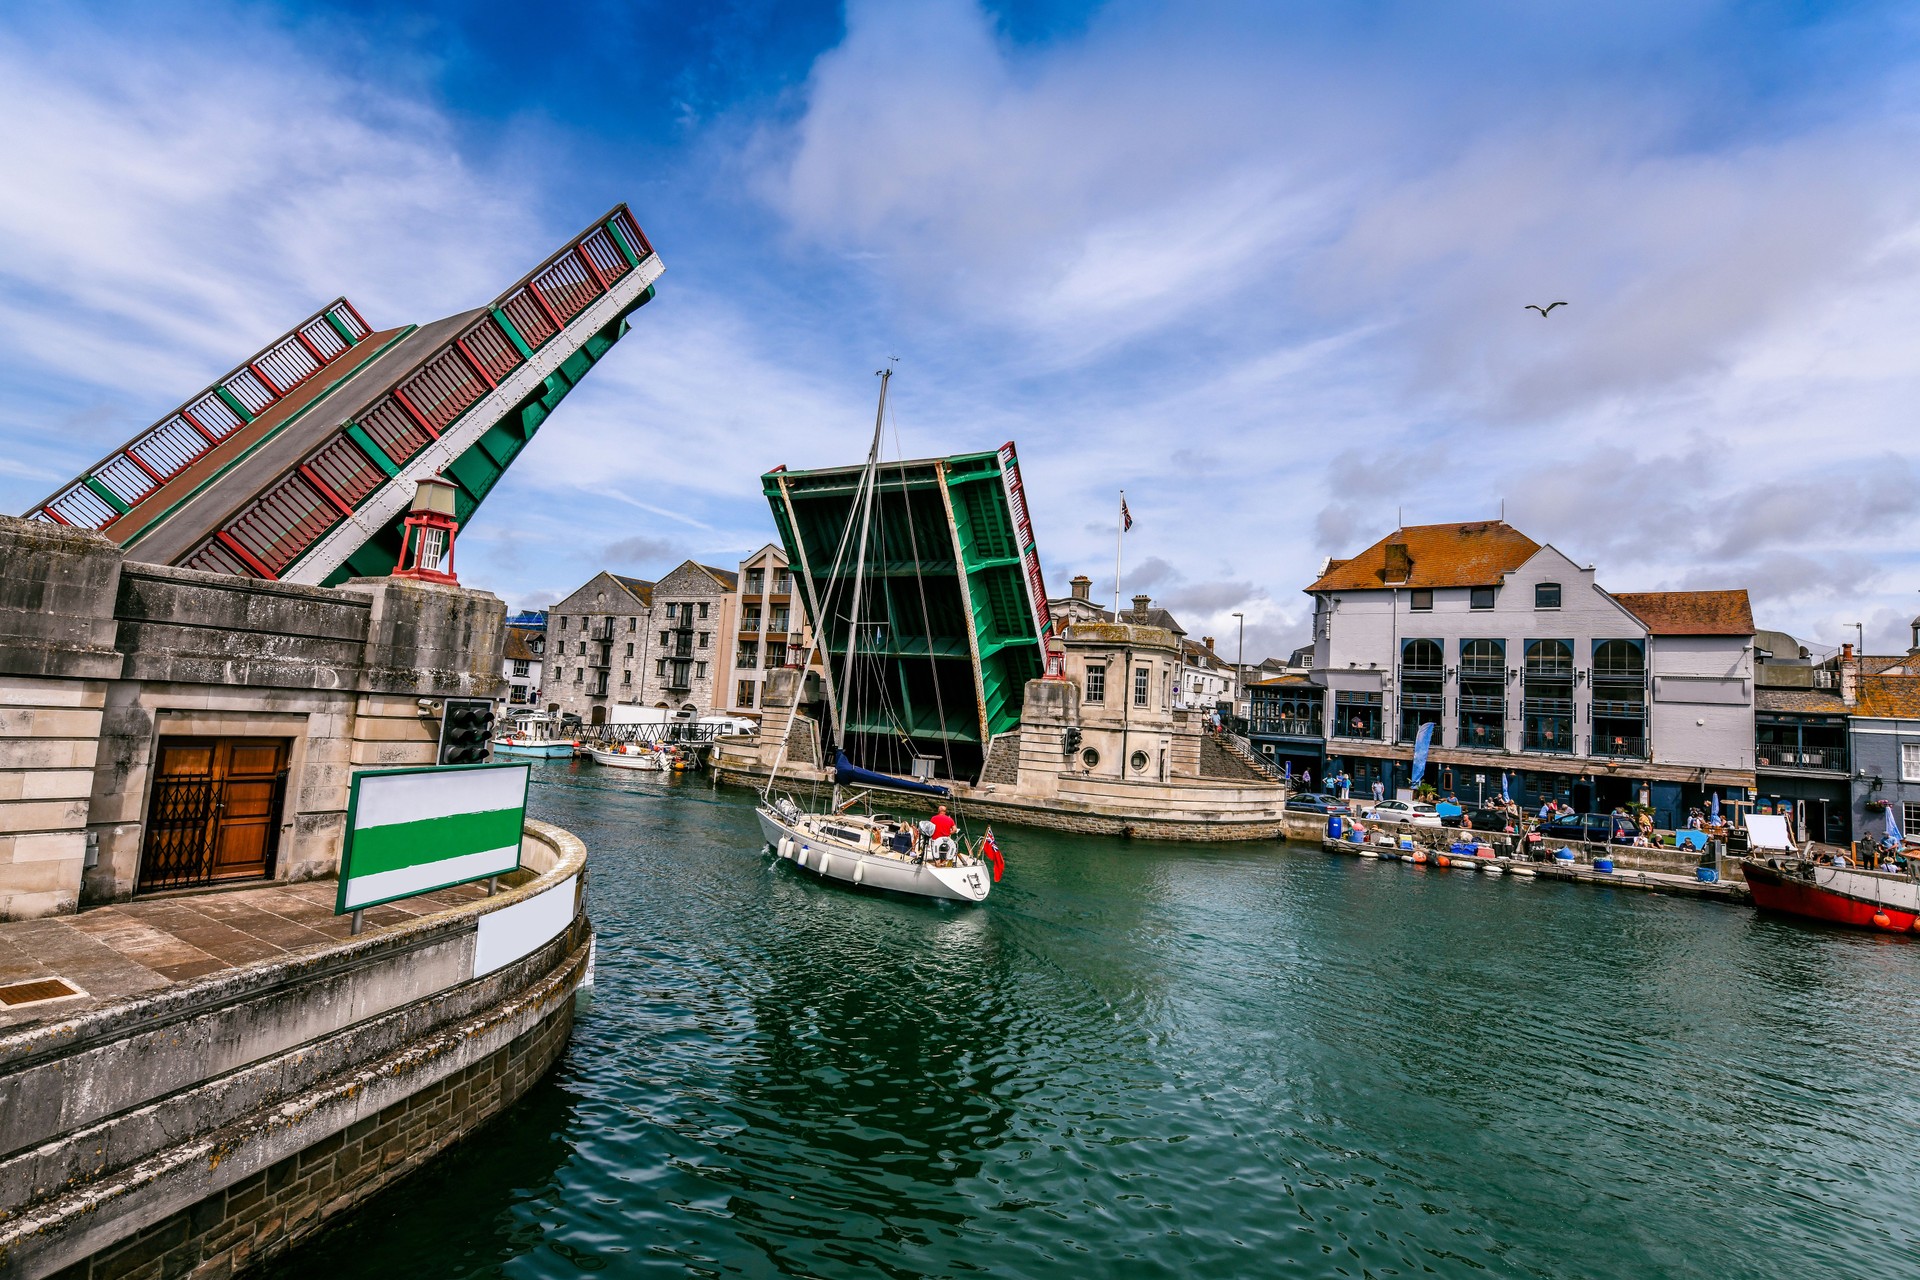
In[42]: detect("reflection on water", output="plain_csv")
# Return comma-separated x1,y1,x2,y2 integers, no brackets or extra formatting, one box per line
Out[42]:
265,766,1920,1279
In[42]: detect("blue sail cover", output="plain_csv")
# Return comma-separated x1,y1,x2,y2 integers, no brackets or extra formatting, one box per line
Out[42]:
834,750,951,797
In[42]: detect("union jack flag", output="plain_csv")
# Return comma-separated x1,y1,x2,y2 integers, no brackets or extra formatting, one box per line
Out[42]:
1120,496,1133,532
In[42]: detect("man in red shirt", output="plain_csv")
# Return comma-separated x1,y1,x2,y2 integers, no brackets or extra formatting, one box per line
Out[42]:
930,805,956,840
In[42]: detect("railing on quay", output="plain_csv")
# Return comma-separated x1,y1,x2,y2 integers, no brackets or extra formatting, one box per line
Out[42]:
27,300,373,530
174,205,656,580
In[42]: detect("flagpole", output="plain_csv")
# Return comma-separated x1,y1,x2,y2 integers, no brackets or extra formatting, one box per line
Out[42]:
1113,489,1125,616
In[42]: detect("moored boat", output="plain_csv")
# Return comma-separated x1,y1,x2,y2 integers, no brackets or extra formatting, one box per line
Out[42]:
492,712,576,758
1742,858,1920,933
588,743,667,771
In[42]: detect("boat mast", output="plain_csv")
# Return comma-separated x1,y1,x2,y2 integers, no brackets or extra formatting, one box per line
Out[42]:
836,369,890,752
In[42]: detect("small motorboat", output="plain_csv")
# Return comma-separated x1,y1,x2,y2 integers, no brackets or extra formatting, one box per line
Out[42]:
588,743,666,771
492,713,576,758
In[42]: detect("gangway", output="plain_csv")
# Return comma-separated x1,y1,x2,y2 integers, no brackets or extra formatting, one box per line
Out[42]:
23,204,663,586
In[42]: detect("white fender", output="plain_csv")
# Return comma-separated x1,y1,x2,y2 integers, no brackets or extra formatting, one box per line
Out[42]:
854,859,865,884
797,846,808,869
778,836,793,859
819,852,833,877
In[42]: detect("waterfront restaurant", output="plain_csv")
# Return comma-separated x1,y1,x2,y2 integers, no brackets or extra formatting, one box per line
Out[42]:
1301,521,1756,825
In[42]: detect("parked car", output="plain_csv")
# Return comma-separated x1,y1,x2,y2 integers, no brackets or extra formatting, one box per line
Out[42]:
1286,791,1350,815
1444,805,1521,833
1362,799,1444,828
1535,812,1638,845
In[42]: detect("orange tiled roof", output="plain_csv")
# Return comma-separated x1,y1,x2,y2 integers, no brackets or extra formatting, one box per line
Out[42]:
1307,522,1540,592
1855,674,1920,719
504,626,540,663
1613,590,1753,636
1755,687,1848,715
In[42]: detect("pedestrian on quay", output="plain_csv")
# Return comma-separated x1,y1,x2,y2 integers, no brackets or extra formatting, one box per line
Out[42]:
1372,778,1386,804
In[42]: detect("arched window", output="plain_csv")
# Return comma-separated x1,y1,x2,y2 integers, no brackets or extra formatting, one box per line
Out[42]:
1526,639,1572,674
1402,639,1442,672
1594,640,1644,677
1461,639,1503,674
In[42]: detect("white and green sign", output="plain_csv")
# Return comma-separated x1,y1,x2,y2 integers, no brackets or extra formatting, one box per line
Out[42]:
336,762,531,913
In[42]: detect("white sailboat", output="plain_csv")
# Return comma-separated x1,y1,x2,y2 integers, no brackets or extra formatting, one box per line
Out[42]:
754,369,998,904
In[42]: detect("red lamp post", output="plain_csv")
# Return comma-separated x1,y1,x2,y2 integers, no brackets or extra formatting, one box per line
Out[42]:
392,475,460,584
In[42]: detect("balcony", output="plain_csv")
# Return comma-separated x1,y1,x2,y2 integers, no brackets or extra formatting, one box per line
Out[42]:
664,665,693,692
736,651,759,670
1401,692,1443,712
671,640,694,659
587,674,610,698
588,644,612,669
1458,724,1505,751
1757,746,1847,772
1523,729,1574,754
1458,694,1505,715
1593,735,1646,760
1252,717,1321,738
589,620,615,642
1592,698,1646,718
1460,661,1504,680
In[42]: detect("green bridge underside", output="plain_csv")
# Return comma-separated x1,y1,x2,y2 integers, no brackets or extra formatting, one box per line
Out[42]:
766,450,1044,783
321,291,654,586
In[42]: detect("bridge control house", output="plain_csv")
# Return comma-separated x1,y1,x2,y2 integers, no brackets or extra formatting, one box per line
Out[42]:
1301,521,1756,825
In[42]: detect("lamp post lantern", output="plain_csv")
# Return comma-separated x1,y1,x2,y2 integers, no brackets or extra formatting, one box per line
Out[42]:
392,474,461,585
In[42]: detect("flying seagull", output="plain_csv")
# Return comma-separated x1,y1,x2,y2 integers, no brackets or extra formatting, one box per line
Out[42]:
1525,302,1567,317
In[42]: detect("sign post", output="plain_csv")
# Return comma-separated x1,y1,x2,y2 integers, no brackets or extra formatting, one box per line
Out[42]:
336,762,531,916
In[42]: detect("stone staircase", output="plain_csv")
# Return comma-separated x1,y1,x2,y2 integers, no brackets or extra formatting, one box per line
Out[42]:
1219,732,1287,785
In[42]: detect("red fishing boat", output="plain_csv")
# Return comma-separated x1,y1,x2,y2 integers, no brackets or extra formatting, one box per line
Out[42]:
1742,858,1920,933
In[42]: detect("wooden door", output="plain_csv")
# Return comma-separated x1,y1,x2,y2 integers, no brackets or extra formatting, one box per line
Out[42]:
139,738,289,891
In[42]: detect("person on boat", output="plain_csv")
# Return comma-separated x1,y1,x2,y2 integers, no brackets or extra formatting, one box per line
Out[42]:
889,826,915,855
930,806,956,840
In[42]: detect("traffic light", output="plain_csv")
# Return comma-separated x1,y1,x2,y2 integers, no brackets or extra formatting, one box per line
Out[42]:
438,698,496,765
1062,726,1083,756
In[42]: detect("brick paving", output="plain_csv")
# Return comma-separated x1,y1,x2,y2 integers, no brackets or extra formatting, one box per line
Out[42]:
0,878,493,1030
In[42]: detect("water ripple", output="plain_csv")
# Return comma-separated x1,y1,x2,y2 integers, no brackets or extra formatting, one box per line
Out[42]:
265,766,1920,1280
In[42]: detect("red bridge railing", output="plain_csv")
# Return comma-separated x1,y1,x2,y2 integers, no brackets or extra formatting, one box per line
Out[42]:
26,300,373,530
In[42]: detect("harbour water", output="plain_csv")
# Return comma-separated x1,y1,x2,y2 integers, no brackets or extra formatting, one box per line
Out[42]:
269,765,1920,1279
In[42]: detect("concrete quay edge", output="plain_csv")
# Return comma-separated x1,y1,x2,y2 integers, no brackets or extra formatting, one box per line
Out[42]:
0,818,589,1280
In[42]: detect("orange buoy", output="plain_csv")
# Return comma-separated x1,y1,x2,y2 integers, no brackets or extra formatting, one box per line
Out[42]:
1436,854,1451,868
1873,910,1894,930
1411,850,1428,865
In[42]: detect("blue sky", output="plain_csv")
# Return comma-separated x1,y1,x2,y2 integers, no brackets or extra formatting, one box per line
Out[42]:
5,0,1920,658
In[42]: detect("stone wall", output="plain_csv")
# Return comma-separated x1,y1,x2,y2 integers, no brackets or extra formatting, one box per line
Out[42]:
0,821,588,1279
48,995,575,1280
0,515,507,920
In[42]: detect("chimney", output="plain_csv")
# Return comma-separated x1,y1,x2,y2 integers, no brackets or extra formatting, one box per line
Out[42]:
1203,636,1215,652
1131,594,1151,618
1070,574,1091,601
1840,643,1858,708
1383,540,1411,585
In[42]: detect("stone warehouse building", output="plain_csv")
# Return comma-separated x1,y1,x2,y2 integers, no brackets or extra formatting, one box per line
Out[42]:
1302,520,1756,827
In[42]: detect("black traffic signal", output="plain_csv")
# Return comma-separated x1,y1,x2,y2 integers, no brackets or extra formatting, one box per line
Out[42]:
1062,726,1083,756
438,698,496,765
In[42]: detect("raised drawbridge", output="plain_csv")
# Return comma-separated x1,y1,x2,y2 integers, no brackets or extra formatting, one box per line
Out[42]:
23,204,661,586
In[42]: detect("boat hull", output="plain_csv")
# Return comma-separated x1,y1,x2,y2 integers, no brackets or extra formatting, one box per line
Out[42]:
756,806,991,903
588,747,665,771
1743,859,1920,933
493,740,574,758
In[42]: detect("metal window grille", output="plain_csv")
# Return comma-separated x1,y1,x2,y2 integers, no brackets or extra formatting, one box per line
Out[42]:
138,767,287,892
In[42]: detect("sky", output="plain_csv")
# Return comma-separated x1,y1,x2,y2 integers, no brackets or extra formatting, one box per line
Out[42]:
4,0,1920,661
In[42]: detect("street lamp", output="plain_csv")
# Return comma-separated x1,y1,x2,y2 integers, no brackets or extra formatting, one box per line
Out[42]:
1232,612,1245,717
